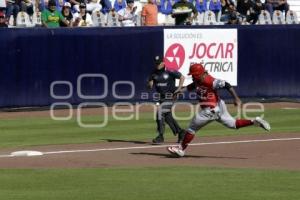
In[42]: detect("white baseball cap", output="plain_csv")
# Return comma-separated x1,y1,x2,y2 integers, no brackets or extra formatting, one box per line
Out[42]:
63,2,71,8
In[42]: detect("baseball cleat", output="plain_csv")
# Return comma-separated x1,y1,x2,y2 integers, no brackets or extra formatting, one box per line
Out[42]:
167,146,185,157
152,135,164,144
254,117,271,131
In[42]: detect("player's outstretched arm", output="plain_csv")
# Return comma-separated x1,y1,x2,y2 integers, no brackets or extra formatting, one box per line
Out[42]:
214,79,241,106
174,86,187,95
173,86,187,100
174,75,185,93
226,83,242,107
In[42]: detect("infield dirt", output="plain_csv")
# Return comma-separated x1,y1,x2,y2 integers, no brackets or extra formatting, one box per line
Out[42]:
0,102,299,170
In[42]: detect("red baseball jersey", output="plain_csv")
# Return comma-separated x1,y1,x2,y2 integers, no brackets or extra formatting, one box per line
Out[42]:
187,74,225,108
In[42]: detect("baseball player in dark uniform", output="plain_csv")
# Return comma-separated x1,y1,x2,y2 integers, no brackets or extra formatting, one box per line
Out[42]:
148,56,185,144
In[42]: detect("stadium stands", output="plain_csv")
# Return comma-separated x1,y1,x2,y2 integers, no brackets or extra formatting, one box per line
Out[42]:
1,0,299,27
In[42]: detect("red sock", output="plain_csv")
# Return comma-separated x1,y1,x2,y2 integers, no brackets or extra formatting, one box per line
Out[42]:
181,131,195,150
235,119,254,129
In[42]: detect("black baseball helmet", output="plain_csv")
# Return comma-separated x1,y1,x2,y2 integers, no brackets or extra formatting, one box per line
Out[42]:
154,55,163,66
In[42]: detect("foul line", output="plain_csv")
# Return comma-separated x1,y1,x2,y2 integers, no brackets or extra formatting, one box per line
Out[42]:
0,155,14,158
0,137,300,158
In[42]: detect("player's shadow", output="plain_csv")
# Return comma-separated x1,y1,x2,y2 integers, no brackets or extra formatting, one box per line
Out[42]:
131,152,248,159
101,139,148,144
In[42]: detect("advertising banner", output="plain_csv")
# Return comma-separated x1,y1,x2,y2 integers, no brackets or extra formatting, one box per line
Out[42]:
164,29,238,85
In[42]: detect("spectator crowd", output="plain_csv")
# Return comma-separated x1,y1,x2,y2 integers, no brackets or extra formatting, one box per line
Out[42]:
0,0,297,27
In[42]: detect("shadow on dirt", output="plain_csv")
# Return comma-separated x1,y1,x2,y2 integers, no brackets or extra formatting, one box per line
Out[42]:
101,139,149,144
131,152,248,159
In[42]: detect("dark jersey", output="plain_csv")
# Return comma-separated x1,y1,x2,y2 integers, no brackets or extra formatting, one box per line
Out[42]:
150,69,182,100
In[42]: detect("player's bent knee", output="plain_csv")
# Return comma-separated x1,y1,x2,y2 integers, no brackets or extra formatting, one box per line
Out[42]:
187,128,196,134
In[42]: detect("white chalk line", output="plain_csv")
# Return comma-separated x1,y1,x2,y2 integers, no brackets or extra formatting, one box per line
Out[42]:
0,137,300,158
0,155,14,158
282,107,299,110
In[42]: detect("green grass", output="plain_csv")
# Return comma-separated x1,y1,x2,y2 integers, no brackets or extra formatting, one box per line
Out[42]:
0,108,299,148
0,166,299,200
0,109,299,199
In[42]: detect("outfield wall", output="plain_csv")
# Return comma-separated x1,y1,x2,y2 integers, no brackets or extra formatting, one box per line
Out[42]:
0,26,300,108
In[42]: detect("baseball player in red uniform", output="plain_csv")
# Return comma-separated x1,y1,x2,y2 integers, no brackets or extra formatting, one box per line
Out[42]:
167,63,271,157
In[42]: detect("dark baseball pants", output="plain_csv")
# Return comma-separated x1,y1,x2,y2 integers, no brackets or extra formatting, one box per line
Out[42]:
156,102,182,136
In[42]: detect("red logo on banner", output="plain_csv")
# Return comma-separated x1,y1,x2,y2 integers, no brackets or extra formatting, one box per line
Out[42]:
164,43,185,71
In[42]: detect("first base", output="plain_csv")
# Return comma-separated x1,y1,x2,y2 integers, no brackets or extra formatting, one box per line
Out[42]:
11,151,44,157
